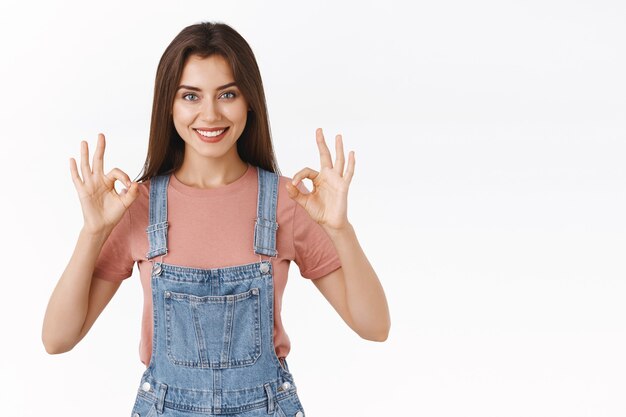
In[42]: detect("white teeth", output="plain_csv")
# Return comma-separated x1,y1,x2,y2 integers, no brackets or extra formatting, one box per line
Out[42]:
196,128,226,137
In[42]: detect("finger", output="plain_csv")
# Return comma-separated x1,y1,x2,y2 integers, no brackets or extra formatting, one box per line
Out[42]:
335,134,345,175
291,167,319,189
119,181,140,208
92,133,105,175
80,140,92,183
285,181,307,206
69,157,84,187
106,168,132,188
343,151,355,185
315,128,334,170
285,180,300,197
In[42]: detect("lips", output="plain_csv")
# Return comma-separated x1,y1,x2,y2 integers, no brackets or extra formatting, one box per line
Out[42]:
194,127,228,132
194,127,229,143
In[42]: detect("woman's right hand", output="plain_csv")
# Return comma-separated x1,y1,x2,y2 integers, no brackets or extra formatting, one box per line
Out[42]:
69,133,139,234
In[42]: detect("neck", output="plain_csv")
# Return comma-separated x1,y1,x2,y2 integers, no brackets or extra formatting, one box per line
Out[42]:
173,156,249,190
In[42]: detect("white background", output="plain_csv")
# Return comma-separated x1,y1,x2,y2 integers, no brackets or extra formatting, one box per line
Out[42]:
1,0,625,416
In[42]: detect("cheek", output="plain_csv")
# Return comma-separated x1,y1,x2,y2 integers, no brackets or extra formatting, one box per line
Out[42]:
172,104,195,125
222,103,248,124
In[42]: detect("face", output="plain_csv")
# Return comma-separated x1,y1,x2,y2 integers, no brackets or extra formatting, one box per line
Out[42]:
172,54,249,162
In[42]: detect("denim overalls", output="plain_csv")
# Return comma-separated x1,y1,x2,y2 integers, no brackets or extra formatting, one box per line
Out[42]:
130,166,306,417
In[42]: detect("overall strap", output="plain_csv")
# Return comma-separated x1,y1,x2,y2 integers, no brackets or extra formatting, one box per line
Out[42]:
145,174,170,260
253,166,279,257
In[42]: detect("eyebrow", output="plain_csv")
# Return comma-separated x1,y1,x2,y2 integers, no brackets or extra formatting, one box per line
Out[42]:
176,82,238,92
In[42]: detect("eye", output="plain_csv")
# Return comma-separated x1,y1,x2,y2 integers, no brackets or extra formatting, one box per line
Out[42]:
220,91,237,99
182,93,198,101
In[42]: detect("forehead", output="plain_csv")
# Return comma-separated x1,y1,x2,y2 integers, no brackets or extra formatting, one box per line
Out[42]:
179,54,234,87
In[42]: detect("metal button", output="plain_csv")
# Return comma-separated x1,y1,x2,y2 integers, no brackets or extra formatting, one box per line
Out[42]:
133,413,140,417
251,288,259,295
153,264,162,275
295,411,304,417
164,291,171,298
281,381,291,391
260,263,270,273
141,381,151,391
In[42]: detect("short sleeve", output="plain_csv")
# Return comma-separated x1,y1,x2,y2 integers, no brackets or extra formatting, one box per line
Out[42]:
93,209,134,283
292,182,342,279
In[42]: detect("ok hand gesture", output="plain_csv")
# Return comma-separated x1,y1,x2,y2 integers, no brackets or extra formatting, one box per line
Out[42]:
286,128,355,231
69,133,139,234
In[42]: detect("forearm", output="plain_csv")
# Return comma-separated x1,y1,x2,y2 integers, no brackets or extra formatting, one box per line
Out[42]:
42,227,111,353
324,222,390,341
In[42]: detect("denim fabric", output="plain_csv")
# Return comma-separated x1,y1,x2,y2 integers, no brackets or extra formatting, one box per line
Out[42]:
131,167,305,417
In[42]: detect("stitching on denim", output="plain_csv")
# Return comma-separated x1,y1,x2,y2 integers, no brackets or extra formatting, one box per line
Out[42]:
164,288,261,369
152,260,269,276
146,222,168,232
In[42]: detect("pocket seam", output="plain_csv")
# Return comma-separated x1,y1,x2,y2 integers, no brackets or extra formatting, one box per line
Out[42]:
274,401,288,417
131,394,157,417
145,403,157,417
275,392,305,417
164,287,262,369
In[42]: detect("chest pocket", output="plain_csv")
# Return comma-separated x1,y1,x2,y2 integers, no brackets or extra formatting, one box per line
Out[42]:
164,287,261,369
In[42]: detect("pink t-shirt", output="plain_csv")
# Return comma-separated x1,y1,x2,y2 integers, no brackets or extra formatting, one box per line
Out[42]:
93,162,341,366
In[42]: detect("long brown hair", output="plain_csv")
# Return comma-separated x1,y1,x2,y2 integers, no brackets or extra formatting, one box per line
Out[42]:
135,21,280,183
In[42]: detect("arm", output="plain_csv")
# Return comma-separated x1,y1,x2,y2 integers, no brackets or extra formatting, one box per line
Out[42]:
42,133,139,354
42,228,121,353
313,223,390,341
287,128,390,341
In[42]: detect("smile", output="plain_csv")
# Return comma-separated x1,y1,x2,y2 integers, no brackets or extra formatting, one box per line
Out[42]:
194,127,229,143
195,128,227,137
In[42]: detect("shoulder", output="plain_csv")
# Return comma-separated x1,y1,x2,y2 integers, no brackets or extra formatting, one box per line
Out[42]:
126,178,151,218
274,174,297,220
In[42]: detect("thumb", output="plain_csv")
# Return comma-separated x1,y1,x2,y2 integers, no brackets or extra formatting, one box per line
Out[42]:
120,181,140,207
285,181,307,207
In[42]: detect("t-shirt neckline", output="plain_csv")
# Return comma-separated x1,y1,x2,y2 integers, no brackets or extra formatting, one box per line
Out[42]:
168,163,255,198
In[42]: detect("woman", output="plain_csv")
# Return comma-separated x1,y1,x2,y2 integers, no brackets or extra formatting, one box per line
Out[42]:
42,21,390,416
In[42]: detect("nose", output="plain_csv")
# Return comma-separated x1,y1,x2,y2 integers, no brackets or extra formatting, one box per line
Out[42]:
200,98,220,122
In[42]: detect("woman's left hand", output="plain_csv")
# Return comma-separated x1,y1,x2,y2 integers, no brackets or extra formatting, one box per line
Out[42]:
286,128,355,231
